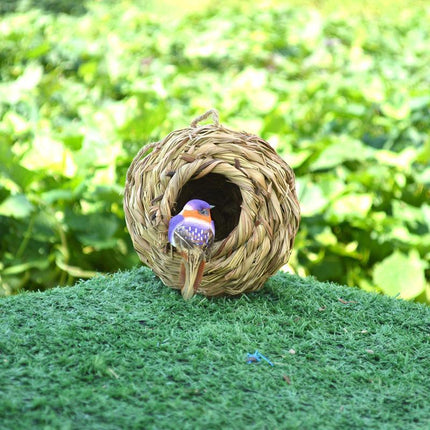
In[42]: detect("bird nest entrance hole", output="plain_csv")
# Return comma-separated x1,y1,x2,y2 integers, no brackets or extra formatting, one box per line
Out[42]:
172,173,242,242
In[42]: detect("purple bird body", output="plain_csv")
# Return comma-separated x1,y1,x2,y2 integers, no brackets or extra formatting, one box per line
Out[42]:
168,199,215,299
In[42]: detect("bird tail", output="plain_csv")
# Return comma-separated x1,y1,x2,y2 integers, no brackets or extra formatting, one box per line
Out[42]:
180,251,205,300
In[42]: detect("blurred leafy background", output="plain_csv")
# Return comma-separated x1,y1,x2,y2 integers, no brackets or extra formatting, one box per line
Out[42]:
0,0,429,302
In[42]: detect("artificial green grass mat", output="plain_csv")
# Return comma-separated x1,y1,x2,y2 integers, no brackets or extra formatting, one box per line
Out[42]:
1,267,429,429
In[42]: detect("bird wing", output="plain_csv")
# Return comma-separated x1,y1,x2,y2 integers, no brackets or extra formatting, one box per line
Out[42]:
173,226,197,251
205,230,214,258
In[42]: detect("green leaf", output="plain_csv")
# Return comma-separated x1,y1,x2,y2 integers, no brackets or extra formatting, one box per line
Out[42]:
327,193,373,222
297,179,328,216
0,63,43,104
319,177,346,200
41,189,75,204
283,150,312,169
65,212,119,249
416,138,430,164
0,194,33,219
0,140,35,190
62,134,84,151
374,148,417,170
380,94,411,120
20,136,77,177
392,200,427,230
311,136,373,171
373,250,428,299
315,227,337,246
422,204,430,231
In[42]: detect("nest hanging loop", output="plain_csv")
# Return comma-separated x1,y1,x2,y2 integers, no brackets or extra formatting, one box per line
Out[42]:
124,109,300,297
190,108,220,128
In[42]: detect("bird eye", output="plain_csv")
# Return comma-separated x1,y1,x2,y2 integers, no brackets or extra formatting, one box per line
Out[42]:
198,209,209,215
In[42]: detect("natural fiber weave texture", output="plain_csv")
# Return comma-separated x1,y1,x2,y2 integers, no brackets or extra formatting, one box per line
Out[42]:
124,109,300,296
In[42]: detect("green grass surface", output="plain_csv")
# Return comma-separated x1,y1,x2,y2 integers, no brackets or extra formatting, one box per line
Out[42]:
1,267,429,429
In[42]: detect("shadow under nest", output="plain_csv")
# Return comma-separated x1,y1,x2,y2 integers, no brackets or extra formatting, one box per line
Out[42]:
172,173,242,242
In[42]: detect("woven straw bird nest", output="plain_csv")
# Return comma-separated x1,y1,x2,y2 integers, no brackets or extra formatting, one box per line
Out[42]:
124,109,300,296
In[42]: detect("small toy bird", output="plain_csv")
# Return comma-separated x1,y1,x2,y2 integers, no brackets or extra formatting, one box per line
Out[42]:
168,199,215,300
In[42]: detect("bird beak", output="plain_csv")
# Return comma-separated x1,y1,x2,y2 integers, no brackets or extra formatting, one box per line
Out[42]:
209,205,215,209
